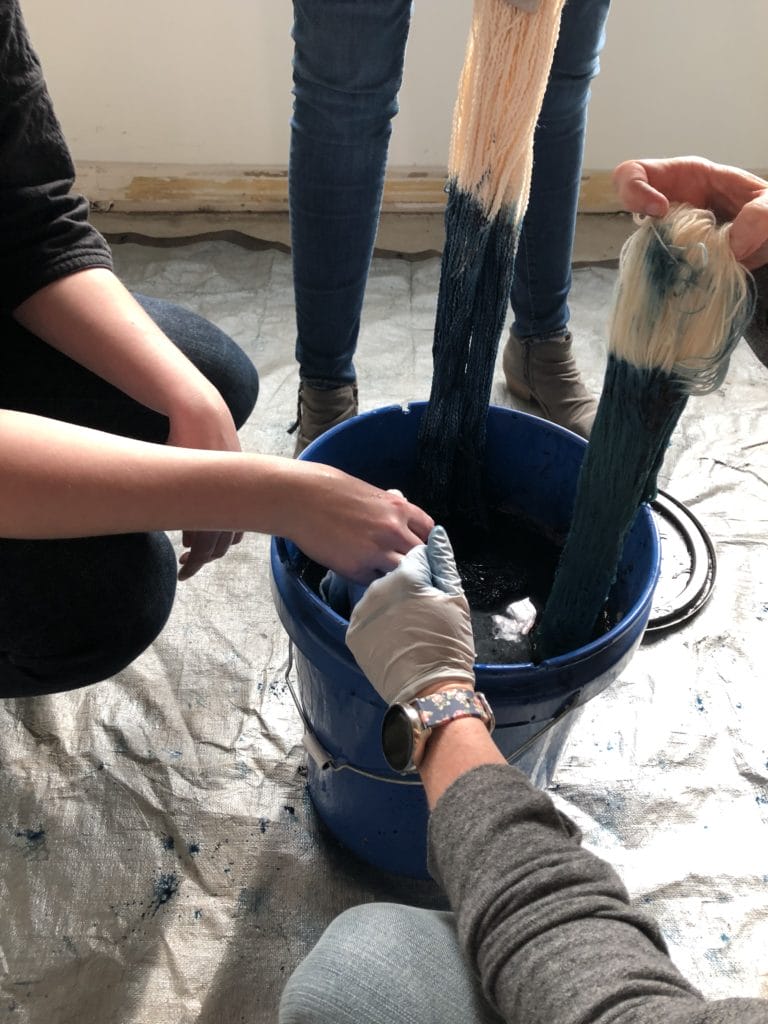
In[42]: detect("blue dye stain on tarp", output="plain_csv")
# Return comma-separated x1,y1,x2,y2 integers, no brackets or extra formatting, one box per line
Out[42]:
148,872,180,916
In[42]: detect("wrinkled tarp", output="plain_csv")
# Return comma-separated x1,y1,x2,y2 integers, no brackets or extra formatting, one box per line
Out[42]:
0,242,766,1024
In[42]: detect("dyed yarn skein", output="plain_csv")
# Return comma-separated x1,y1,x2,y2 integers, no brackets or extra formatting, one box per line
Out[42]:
534,204,754,661
418,0,565,518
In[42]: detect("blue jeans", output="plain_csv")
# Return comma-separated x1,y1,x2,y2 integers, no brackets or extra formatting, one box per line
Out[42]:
290,0,611,387
0,295,259,698
279,903,502,1024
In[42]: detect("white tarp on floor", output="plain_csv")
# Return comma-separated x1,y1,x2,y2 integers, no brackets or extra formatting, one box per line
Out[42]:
1,241,766,1023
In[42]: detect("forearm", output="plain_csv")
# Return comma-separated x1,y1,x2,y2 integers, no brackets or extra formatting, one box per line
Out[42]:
13,269,223,419
0,408,429,586
427,766,762,1024
347,535,766,1024
419,714,506,808
0,410,304,539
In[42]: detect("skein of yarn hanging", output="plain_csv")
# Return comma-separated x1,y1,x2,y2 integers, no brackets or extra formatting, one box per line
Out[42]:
417,0,565,519
534,204,754,661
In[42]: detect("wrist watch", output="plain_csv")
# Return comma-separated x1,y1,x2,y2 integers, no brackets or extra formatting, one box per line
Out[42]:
381,689,495,774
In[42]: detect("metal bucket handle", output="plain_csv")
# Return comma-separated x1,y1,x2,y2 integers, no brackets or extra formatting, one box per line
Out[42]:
283,642,581,786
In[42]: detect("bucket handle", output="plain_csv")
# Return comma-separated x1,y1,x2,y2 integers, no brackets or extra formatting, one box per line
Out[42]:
281,642,423,786
495,690,582,766
283,642,581,785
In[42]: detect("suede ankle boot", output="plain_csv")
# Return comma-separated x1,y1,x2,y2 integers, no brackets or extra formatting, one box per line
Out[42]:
289,382,359,457
502,330,597,439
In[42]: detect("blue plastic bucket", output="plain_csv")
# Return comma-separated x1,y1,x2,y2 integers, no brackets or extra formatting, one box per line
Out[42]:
270,402,660,878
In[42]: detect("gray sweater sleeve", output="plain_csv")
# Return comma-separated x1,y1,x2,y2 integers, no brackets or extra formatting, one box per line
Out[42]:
427,764,767,1024
0,0,113,314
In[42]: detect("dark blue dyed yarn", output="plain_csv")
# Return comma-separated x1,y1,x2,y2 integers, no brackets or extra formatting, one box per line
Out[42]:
417,182,519,520
533,355,688,661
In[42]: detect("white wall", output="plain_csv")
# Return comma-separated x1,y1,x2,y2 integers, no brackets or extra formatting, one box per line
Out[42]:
21,0,768,170
586,0,767,168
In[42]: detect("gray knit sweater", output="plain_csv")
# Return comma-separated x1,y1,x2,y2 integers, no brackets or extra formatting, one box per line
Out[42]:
428,764,767,1023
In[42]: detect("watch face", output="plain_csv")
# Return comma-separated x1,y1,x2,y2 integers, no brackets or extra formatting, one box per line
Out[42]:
381,705,415,773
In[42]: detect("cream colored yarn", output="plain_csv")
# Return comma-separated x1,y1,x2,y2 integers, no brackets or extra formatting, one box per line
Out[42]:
418,0,567,514
449,0,566,221
609,204,754,391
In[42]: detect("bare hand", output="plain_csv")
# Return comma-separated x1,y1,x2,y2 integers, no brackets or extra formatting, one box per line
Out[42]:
613,157,768,270
285,463,434,583
167,393,244,580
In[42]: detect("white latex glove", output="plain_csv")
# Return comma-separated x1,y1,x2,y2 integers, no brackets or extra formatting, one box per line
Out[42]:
346,525,476,706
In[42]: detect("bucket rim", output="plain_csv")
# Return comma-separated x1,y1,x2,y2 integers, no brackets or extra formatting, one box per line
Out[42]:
277,400,661,671
298,399,588,463
272,525,659,673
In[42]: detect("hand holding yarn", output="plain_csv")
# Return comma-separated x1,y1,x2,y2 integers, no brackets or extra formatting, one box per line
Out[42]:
612,157,768,270
285,464,433,584
346,526,476,706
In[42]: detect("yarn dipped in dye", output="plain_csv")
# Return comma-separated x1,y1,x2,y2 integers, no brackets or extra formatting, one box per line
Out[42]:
534,204,754,660
418,0,566,519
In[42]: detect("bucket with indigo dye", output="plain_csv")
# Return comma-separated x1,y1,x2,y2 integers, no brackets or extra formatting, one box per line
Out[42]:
270,402,660,878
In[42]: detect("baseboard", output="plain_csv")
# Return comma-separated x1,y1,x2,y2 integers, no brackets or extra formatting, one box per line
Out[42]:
75,161,651,217
81,161,765,263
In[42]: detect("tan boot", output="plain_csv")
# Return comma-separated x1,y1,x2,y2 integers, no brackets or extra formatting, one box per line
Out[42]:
502,331,597,439
288,382,359,457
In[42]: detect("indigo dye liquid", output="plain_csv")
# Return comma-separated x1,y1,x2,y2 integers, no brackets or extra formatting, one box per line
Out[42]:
299,506,614,665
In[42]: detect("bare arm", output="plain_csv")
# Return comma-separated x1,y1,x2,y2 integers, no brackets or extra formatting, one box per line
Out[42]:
2,0,248,579
419,711,505,807
13,269,248,578
0,410,432,582
13,270,233,434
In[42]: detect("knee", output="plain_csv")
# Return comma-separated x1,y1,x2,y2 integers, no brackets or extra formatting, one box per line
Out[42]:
541,50,603,123
279,905,394,1024
0,532,177,698
540,1,610,122
292,79,400,145
291,3,409,143
81,531,178,682
279,903,455,1024
134,294,259,430
210,341,258,430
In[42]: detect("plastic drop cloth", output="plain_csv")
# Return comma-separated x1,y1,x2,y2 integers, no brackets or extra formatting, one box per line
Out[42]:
0,243,766,1024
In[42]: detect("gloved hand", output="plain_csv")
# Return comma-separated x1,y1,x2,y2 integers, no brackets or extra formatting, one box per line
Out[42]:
346,525,476,706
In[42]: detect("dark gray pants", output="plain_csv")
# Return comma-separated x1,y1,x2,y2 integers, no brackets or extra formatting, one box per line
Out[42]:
0,294,259,697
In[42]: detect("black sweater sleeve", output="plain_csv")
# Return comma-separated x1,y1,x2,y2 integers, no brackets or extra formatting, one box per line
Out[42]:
427,764,768,1024
0,0,112,314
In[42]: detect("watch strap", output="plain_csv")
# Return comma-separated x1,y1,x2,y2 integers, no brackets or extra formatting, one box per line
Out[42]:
410,689,495,733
